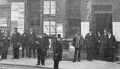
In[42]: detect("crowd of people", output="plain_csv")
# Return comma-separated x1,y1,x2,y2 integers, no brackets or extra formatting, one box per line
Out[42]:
0,27,118,69
72,29,117,62
0,28,63,69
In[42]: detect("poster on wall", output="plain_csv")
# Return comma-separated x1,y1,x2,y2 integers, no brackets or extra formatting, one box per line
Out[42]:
11,2,24,34
113,22,120,41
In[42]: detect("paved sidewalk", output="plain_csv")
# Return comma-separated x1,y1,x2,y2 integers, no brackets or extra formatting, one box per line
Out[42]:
0,58,120,69
0,58,53,68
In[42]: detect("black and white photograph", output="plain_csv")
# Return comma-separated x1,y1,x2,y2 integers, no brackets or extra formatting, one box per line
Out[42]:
0,0,119,69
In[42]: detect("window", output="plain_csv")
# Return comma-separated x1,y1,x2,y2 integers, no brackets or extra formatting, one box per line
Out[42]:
113,22,120,41
43,0,56,15
44,1,50,14
56,24,63,37
81,21,90,38
43,21,56,35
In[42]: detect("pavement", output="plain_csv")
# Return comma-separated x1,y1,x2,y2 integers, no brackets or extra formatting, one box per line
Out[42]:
0,57,120,69
0,45,120,69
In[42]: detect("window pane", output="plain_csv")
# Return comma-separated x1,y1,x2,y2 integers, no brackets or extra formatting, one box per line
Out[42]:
44,1,50,6
51,10,56,15
44,1,50,14
81,21,90,38
50,21,56,33
57,24,63,33
50,1,56,15
44,21,50,33
44,25,49,33
44,9,50,14
50,21,55,25
50,25,55,33
51,1,56,7
50,33,56,35
56,24,63,37
44,21,49,25
113,22,120,41
43,20,56,35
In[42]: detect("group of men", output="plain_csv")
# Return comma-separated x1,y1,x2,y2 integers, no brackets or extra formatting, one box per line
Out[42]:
2,28,63,69
11,28,50,65
72,29,117,62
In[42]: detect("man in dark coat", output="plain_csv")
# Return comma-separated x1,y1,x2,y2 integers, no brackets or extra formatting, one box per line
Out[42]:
11,28,21,59
27,31,36,58
36,34,43,65
95,32,101,59
31,32,37,58
85,31,97,61
36,33,49,65
21,32,29,57
1,33,10,59
99,30,109,60
107,32,117,61
53,34,63,69
72,33,84,62
0,30,5,56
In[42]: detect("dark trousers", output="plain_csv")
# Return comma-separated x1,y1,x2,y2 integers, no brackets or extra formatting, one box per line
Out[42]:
73,48,81,61
13,48,19,59
26,47,29,57
104,48,115,62
22,47,28,57
28,47,36,58
87,48,96,60
22,47,25,57
54,60,59,69
28,48,32,57
1,50,8,59
37,49,45,65
32,48,36,58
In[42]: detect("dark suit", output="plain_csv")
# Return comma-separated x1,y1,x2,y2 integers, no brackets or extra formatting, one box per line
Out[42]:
21,32,29,57
85,33,97,60
36,36,49,65
53,38,63,69
1,36,10,59
107,34,117,61
72,36,84,62
0,32,4,55
27,33,36,58
99,34,109,60
11,32,21,59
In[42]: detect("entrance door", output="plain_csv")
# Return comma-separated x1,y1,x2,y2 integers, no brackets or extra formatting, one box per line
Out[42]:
95,13,112,34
